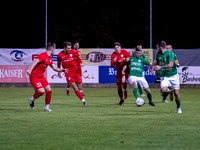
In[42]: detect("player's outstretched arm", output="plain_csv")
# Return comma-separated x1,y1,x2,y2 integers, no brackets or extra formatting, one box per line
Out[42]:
27,59,40,75
51,64,68,73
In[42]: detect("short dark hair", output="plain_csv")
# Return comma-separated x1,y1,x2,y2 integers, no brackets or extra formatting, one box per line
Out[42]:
46,42,56,51
135,45,142,51
63,41,72,47
157,41,166,48
113,42,121,47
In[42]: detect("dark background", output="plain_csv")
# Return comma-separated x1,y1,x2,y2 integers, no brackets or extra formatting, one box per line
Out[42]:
1,0,199,48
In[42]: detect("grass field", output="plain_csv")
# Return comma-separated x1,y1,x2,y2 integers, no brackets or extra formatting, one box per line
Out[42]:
0,87,200,150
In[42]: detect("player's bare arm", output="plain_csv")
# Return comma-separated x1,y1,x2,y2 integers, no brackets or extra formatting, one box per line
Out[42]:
27,59,40,75
51,64,68,73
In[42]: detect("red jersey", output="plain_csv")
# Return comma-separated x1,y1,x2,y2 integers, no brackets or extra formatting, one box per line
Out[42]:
31,52,53,77
111,49,131,75
57,49,83,72
75,50,82,76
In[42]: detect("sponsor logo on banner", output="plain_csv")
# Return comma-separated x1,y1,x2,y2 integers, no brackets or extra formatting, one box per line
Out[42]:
99,66,156,83
10,50,27,62
47,66,99,83
86,52,106,62
178,66,200,84
82,66,98,83
0,65,29,83
99,66,117,83
32,54,58,61
143,66,156,83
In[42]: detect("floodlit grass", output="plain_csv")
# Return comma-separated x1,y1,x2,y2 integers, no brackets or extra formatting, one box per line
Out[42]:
0,87,200,150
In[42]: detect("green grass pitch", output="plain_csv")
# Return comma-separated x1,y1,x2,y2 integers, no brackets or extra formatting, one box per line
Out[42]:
0,87,200,150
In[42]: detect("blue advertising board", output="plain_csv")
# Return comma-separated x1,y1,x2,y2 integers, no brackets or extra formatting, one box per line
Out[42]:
99,66,156,84
99,66,117,83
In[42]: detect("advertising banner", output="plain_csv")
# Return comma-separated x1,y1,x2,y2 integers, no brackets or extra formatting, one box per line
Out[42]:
99,66,156,84
0,65,29,83
47,66,99,83
78,48,153,66
0,49,45,65
99,66,117,83
178,66,200,84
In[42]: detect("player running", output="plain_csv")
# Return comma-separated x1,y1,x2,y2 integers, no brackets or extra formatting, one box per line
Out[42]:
66,41,84,96
111,42,131,105
27,42,66,111
122,46,155,106
153,41,182,113
161,44,180,102
57,41,87,106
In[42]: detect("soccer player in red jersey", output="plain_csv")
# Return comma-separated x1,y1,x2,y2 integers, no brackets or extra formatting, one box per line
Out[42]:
111,42,131,105
66,41,84,96
57,41,87,106
27,43,66,111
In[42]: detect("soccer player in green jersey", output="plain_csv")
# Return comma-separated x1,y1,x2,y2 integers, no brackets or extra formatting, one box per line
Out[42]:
134,45,145,97
164,44,180,101
153,41,182,113
122,46,155,106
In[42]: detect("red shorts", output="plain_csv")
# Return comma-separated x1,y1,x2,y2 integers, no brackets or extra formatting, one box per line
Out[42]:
30,75,49,91
65,71,82,86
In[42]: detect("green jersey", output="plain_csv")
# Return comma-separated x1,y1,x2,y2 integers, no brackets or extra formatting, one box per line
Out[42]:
156,50,177,77
128,55,150,77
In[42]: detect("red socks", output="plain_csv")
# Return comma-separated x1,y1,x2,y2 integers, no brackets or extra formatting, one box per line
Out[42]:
75,90,83,100
45,91,52,105
33,91,44,99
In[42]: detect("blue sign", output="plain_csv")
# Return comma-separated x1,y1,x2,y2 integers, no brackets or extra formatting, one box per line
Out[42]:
99,66,117,83
144,66,156,83
99,66,156,84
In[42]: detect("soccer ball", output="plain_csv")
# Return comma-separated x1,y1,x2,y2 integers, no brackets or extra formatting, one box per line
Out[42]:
136,98,145,107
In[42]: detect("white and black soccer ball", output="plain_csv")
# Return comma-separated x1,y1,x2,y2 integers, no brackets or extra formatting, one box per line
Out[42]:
136,98,145,107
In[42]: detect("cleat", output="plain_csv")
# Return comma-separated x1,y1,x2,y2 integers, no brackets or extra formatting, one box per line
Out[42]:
124,91,127,99
169,91,174,101
149,102,155,106
45,108,52,112
66,90,69,96
162,100,169,103
177,108,182,114
118,99,124,106
82,99,87,106
29,98,34,109
140,94,145,97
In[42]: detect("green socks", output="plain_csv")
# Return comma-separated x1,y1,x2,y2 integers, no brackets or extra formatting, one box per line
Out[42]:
162,92,169,100
176,100,181,109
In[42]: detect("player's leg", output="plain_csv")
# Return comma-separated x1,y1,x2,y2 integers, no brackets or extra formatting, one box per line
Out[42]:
138,83,145,97
128,76,139,100
121,74,127,99
170,74,182,113
139,77,155,106
76,73,84,96
160,78,171,103
71,82,87,106
174,90,182,113
29,76,45,109
44,85,52,111
66,82,70,96
117,83,125,105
